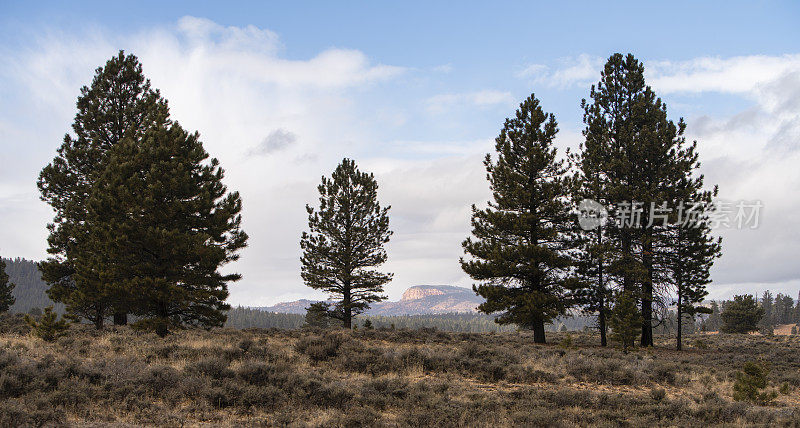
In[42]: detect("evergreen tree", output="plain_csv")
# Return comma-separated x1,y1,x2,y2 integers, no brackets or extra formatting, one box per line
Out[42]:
304,302,339,328
775,294,794,325
38,51,170,328
795,292,800,324
82,123,247,337
569,175,614,346
580,53,696,347
608,290,643,354
666,185,721,350
570,223,614,346
461,94,578,344
721,295,764,333
0,259,15,312
25,306,70,342
301,158,392,329
758,290,774,333
702,300,722,332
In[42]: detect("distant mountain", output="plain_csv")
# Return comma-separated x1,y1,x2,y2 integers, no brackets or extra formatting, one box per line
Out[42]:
257,285,482,316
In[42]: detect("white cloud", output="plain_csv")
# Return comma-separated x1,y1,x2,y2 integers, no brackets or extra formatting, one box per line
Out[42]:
517,54,604,88
425,90,514,114
2,19,799,307
647,54,800,96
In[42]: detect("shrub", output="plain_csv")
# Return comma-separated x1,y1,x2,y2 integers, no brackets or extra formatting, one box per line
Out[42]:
25,306,69,342
295,333,344,361
732,362,777,404
650,387,666,401
185,356,232,379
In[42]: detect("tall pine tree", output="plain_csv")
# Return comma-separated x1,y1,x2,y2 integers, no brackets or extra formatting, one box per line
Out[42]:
38,51,170,328
580,53,695,346
461,94,578,344
82,123,247,337
301,158,392,329
0,259,15,312
665,176,721,350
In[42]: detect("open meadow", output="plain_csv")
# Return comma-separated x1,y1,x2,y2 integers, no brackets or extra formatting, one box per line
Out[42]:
2,316,799,427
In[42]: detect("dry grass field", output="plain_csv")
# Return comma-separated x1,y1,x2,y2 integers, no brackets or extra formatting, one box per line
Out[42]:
1,314,799,427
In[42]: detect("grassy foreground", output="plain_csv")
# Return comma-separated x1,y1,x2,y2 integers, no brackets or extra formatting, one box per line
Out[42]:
1,316,799,427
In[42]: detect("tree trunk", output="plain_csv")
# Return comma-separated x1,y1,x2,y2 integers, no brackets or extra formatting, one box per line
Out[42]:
677,294,683,351
93,305,104,330
641,238,654,347
532,319,546,344
156,304,169,337
597,233,607,347
599,307,607,347
113,312,127,326
343,287,352,329
621,234,637,349
155,322,168,338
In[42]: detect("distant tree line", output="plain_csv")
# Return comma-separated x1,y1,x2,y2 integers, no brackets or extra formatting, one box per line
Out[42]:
700,291,800,334
0,258,64,314
224,307,305,329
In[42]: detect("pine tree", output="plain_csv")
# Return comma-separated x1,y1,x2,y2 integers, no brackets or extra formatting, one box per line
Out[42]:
0,259,15,312
608,290,643,354
795,292,800,324
721,295,764,333
38,51,170,328
570,223,614,346
25,306,70,342
82,123,248,337
569,173,614,346
666,183,721,350
461,94,578,344
301,158,392,329
304,302,339,328
758,290,774,334
580,53,694,347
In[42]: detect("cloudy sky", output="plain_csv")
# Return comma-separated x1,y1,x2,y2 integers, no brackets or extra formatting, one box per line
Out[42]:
1,1,799,306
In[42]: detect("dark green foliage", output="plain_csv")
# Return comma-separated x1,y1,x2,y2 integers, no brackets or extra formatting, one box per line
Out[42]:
24,306,69,342
0,260,14,312
721,295,764,333
38,51,170,328
83,122,247,337
461,94,577,344
667,189,721,350
304,302,339,328
609,291,642,353
732,362,777,404
759,291,796,329
301,158,392,329
577,53,715,348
